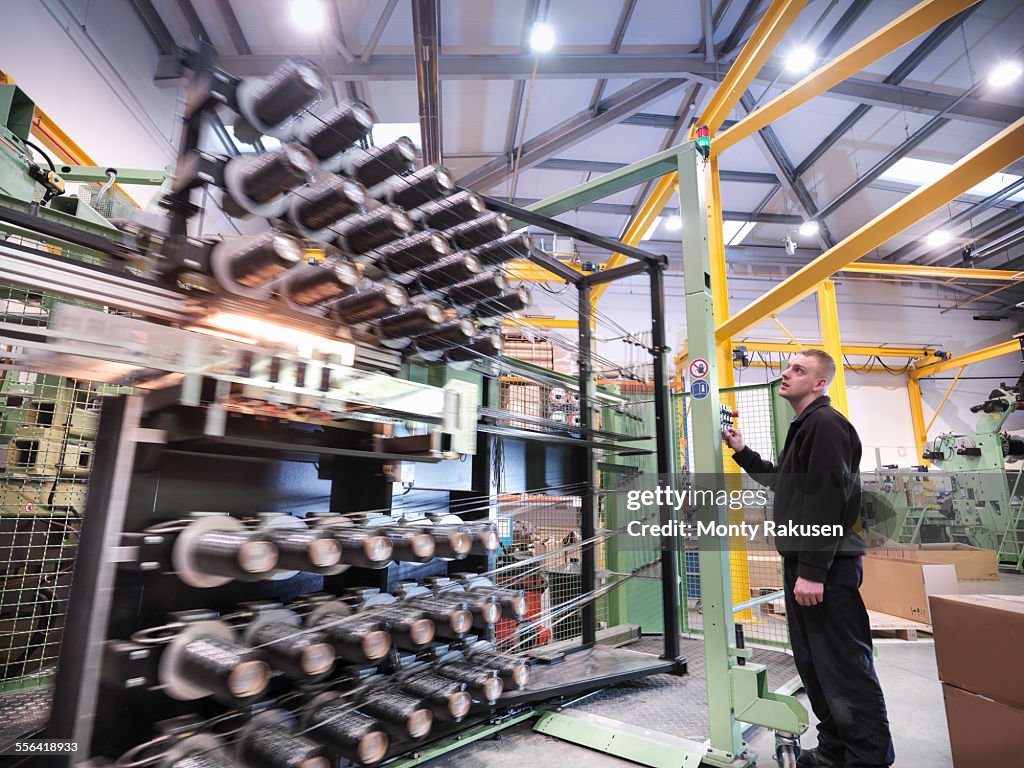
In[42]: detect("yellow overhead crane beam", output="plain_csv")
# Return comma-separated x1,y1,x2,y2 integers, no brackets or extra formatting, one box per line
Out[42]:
909,339,1021,379
715,116,1024,343
712,0,980,156
507,260,1024,285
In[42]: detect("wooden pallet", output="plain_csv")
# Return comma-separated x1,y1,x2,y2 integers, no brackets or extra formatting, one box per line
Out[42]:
868,609,932,641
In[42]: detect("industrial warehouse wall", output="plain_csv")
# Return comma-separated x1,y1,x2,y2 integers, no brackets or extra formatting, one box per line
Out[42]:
529,270,1023,470
3,0,252,236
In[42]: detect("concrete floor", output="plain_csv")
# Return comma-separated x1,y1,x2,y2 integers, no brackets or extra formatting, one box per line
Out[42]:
425,573,1024,768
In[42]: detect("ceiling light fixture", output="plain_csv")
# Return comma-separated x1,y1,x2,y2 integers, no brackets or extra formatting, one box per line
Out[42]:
291,0,326,30
785,46,816,74
926,230,951,248
530,22,556,53
989,61,1023,88
798,220,820,237
664,214,682,232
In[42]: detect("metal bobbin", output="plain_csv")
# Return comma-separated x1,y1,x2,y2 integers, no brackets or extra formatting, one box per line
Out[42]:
371,604,436,650
472,232,534,266
469,648,532,688
416,253,482,294
445,332,502,363
372,230,451,276
436,660,504,704
209,232,304,300
473,287,532,318
377,303,446,347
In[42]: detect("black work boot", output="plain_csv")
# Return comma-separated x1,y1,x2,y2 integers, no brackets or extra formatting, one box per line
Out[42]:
796,747,845,768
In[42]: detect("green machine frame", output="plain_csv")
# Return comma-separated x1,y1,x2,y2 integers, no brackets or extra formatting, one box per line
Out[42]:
517,141,808,766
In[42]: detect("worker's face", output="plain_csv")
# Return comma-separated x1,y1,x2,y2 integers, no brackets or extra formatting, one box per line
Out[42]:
779,354,828,402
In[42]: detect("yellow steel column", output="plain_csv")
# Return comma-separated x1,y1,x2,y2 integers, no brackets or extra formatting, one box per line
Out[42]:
907,376,928,463
706,157,752,620
816,279,849,417
717,116,1024,342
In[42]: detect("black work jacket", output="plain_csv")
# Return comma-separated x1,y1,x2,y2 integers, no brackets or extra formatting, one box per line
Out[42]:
732,395,865,582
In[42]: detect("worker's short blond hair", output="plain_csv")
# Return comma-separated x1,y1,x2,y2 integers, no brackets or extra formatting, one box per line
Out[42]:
797,348,836,385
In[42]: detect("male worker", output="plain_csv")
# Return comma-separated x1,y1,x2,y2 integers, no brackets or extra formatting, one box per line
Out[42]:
722,349,894,768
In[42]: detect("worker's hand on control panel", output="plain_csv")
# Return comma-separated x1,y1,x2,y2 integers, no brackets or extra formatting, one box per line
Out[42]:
721,427,745,453
794,577,825,607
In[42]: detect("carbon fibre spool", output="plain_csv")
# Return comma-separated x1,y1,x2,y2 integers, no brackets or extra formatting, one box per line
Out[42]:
331,284,408,325
308,602,392,664
245,610,336,681
298,101,374,162
445,272,508,306
358,689,433,741
160,620,270,705
400,673,472,722
337,206,414,255
413,190,485,230
382,165,455,208
238,710,329,768
284,261,362,307
471,232,534,266
417,253,482,293
444,213,510,250
436,660,504,704
303,694,389,765
349,138,417,189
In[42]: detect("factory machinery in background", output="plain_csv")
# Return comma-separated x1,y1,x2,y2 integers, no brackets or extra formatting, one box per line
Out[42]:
0,48,696,768
865,371,1024,573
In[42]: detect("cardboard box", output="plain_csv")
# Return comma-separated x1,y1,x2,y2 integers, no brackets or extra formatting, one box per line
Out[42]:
860,556,957,624
746,554,783,590
930,595,1024,708
942,684,1024,767
869,543,999,581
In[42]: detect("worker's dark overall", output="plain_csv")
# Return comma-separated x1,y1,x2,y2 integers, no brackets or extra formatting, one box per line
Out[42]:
733,396,894,767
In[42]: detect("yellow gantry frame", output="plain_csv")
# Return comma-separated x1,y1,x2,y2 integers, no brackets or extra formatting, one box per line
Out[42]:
906,339,1021,461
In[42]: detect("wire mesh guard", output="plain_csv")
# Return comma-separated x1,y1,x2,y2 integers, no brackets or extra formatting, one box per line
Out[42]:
678,383,790,648
1,259,123,694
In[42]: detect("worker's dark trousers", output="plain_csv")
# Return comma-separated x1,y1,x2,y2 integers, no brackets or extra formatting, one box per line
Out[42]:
783,555,895,768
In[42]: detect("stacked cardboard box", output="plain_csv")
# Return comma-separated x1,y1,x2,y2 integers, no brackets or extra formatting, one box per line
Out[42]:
859,556,957,624
867,541,999,581
929,595,1024,766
